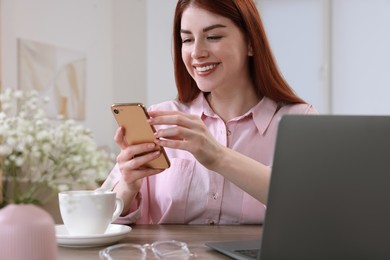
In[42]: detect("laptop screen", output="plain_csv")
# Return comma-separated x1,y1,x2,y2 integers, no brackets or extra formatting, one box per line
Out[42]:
259,115,390,260
207,115,390,260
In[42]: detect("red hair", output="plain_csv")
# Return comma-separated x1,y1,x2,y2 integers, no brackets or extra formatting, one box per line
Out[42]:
173,0,305,104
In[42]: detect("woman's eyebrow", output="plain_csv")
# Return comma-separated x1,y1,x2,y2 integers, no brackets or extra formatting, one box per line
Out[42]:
180,24,227,34
203,24,227,32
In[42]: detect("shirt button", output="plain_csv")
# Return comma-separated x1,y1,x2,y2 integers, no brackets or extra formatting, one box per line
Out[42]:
227,129,231,136
212,192,218,200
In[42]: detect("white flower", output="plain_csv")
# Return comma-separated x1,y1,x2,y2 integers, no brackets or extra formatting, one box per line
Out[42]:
57,184,70,192
14,157,24,167
13,90,23,99
6,137,17,148
1,88,115,206
0,145,12,156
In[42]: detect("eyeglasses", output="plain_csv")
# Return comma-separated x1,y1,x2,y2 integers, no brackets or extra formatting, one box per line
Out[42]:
99,240,197,260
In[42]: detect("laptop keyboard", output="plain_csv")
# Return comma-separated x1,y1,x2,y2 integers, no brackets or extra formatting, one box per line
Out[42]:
234,249,259,258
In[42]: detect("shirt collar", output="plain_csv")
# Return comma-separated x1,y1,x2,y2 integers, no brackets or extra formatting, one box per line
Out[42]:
191,93,279,135
250,97,279,135
190,92,217,118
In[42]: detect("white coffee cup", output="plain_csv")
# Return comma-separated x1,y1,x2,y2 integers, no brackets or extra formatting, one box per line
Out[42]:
58,190,124,235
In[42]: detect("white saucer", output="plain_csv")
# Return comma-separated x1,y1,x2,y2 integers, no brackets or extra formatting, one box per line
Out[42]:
56,224,132,248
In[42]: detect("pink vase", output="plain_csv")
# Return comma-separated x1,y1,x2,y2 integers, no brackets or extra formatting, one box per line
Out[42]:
0,204,58,260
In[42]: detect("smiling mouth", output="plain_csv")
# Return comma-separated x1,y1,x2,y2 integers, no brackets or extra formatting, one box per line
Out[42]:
194,63,219,72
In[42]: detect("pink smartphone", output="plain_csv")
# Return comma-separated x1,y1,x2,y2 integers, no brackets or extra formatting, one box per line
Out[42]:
111,103,170,169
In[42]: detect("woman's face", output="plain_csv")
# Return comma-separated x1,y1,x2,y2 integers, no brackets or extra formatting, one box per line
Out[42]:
180,6,252,93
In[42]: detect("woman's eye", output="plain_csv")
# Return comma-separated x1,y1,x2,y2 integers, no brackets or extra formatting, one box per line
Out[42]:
207,35,223,41
182,38,192,44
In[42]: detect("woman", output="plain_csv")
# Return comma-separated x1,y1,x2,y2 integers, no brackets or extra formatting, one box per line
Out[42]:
102,0,317,225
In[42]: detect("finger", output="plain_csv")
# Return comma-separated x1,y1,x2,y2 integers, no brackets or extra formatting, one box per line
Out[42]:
149,112,201,130
129,150,162,169
155,138,188,150
114,127,128,150
117,143,158,162
148,110,199,121
154,126,193,140
148,110,183,117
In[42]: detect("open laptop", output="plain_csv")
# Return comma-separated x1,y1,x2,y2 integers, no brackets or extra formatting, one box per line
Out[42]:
206,115,390,260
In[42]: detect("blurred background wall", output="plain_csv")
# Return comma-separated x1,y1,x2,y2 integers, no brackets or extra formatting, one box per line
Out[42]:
1,0,390,153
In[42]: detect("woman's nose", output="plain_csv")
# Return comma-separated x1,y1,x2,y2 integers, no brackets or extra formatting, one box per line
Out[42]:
191,40,208,59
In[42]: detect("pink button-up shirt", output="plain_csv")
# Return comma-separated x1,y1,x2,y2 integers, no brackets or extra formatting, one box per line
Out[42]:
102,93,318,225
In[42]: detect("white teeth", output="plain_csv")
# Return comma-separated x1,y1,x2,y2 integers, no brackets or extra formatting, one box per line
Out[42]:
195,64,217,72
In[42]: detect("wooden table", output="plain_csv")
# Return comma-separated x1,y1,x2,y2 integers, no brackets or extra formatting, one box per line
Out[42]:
58,224,262,259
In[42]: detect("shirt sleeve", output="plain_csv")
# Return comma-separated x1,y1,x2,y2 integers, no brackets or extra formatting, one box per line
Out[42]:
305,104,319,115
101,163,143,224
113,192,142,224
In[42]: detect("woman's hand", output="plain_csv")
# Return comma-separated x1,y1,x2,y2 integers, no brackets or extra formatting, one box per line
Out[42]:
148,110,271,204
148,110,224,170
113,126,165,215
114,127,164,191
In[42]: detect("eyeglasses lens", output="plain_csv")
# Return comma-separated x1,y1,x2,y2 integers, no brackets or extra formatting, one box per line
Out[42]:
152,241,192,259
99,244,146,260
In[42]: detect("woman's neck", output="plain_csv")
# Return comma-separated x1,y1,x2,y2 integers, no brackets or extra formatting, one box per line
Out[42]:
206,87,261,122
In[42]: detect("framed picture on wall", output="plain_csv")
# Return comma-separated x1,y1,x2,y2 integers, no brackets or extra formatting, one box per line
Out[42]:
18,38,86,120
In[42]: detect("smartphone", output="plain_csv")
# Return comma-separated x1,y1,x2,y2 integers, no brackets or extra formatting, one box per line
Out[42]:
111,103,170,169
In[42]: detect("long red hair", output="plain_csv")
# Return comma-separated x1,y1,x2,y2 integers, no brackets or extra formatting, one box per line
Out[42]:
173,0,305,104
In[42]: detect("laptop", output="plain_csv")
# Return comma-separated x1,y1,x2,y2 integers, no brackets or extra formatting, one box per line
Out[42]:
206,115,390,260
